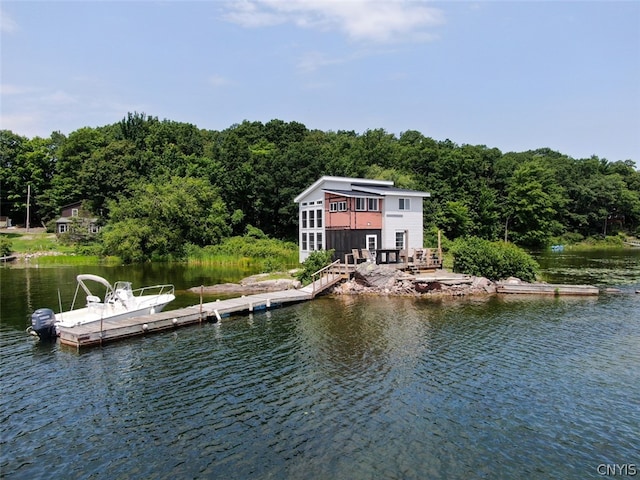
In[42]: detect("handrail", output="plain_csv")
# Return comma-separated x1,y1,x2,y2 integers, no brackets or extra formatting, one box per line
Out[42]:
310,259,344,297
132,284,175,297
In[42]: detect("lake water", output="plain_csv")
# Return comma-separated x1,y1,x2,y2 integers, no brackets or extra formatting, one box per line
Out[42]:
1,250,639,479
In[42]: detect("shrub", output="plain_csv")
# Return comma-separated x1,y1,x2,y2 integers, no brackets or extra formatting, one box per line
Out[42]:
295,249,335,285
0,236,12,257
450,237,539,282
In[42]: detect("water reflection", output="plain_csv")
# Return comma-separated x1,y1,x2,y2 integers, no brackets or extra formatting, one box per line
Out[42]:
535,248,640,286
1,252,639,479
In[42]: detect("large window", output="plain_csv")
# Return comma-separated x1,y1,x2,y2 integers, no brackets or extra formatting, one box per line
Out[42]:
316,209,323,228
309,233,315,251
395,231,405,249
302,233,308,250
302,211,307,228
355,198,367,211
368,198,379,211
317,233,323,250
399,198,411,210
309,210,315,228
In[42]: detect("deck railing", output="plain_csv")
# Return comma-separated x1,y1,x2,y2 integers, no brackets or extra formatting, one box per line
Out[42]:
310,259,349,297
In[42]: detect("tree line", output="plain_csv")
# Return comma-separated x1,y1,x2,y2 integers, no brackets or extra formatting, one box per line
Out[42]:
1,112,639,260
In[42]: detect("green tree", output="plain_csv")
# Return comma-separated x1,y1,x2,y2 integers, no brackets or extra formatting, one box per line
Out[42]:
504,162,566,247
102,177,231,262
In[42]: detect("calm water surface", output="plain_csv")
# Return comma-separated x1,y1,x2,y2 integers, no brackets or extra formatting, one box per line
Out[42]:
1,250,639,479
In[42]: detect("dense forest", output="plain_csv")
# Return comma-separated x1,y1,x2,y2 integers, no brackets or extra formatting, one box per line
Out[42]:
2,113,639,260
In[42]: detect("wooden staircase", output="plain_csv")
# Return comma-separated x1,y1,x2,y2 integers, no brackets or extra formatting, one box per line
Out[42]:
301,260,352,298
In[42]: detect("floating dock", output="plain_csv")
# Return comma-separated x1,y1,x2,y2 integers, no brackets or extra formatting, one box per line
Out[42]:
58,289,314,348
57,267,348,349
496,283,599,296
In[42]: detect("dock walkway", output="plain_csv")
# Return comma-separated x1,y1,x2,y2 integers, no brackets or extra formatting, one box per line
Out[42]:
58,270,343,348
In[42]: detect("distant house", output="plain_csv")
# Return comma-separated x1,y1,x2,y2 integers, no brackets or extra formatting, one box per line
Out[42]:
293,176,431,263
55,202,101,235
0,216,12,228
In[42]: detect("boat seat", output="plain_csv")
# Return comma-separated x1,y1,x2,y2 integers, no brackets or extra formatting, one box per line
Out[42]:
86,295,101,304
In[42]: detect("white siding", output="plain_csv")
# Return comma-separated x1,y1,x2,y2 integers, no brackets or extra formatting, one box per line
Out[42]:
382,195,424,250
298,188,325,263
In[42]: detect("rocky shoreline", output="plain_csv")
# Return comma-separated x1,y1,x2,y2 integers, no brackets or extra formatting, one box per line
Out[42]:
191,263,627,298
193,265,497,298
189,272,301,295
331,263,496,297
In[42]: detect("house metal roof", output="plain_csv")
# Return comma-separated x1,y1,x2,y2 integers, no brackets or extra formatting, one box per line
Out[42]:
322,189,383,198
294,176,430,203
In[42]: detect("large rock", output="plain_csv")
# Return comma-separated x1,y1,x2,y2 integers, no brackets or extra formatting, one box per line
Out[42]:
353,263,407,288
189,273,301,294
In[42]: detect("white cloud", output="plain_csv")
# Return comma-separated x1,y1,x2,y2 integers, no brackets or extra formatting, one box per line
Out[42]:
222,0,444,43
42,90,79,106
0,84,37,96
297,51,346,73
0,8,19,34
208,74,232,87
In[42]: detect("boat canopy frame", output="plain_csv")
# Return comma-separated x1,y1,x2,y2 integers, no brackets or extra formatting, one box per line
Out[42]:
70,274,117,310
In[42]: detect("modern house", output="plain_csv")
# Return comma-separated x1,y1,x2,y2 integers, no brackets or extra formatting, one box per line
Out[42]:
294,176,431,263
55,202,101,235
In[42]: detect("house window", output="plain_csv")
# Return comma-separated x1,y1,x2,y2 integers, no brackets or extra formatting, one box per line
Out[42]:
395,231,405,249
355,198,367,211
71,208,79,217
316,209,323,228
317,233,323,250
309,233,315,251
302,233,308,250
59,224,68,233
309,210,315,228
302,211,307,228
330,201,347,212
90,223,100,234
399,198,411,210
368,198,379,211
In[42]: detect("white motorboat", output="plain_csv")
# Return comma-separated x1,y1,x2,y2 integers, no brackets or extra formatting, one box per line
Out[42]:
29,274,175,339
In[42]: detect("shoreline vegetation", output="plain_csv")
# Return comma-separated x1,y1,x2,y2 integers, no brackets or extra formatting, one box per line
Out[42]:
3,230,639,296
1,229,637,266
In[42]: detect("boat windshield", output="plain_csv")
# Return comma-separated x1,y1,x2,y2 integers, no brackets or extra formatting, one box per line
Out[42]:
113,281,133,293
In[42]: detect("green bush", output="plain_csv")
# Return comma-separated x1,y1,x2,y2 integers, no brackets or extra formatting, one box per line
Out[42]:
0,236,12,257
295,249,335,285
450,237,539,282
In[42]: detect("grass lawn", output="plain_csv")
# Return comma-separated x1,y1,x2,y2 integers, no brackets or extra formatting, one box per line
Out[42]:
0,230,74,254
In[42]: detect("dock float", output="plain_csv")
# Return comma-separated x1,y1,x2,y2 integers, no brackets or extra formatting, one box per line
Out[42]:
496,283,599,296
58,289,313,348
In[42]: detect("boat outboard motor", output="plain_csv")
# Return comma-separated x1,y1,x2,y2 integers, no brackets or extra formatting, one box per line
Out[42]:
31,308,57,340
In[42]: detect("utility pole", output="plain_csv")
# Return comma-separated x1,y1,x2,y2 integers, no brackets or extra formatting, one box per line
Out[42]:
26,184,31,232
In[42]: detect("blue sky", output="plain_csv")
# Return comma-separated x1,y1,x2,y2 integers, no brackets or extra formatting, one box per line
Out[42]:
1,1,639,163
